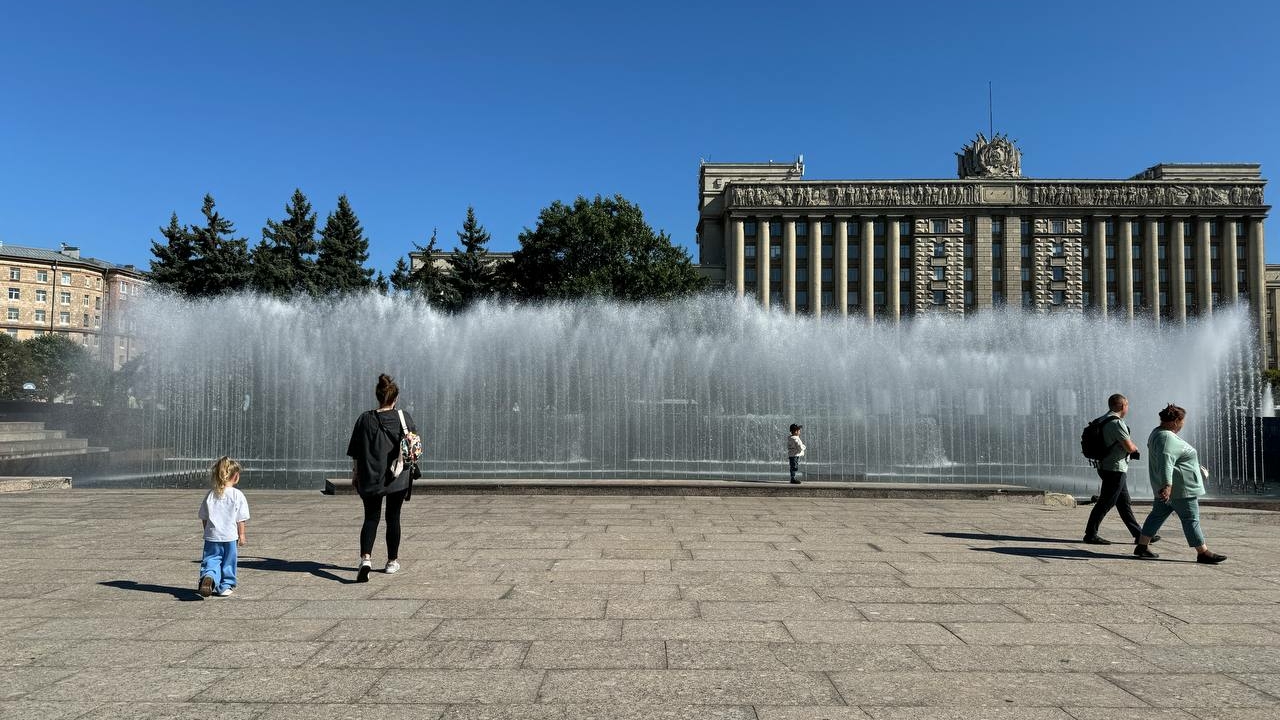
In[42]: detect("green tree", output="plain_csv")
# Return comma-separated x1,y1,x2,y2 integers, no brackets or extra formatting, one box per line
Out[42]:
390,229,458,309
315,195,375,295
19,334,88,402
447,206,498,309
1264,369,1280,397
510,194,707,301
252,189,318,297
148,213,196,295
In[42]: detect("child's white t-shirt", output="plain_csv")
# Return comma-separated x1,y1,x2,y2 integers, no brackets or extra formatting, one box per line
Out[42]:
198,487,250,542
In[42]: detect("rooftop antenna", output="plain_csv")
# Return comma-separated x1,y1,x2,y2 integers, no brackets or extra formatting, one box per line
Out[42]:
988,81,993,137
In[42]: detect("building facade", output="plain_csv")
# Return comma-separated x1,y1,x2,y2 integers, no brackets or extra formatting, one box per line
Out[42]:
1268,264,1280,370
0,244,148,369
696,135,1272,366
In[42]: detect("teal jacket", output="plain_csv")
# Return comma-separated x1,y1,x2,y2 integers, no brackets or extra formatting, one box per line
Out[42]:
1146,428,1206,499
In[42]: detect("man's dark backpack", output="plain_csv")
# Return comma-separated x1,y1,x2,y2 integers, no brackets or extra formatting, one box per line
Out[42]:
1080,415,1118,466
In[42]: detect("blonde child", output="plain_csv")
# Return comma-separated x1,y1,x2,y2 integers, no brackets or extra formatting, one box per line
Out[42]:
197,457,249,597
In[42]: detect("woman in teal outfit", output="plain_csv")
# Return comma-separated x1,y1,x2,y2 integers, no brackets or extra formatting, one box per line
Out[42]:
1134,404,1226,563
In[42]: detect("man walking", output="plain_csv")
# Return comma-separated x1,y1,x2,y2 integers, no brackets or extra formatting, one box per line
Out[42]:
1083,393,1156,545
787,423,805,484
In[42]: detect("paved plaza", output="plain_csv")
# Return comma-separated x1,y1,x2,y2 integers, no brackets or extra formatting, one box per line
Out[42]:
2,489,1280,719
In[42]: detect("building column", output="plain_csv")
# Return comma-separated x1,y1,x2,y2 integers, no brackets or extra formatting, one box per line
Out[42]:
806,217,821,317
1144,217,1159,324
731,218,745,298
860,218,874,321
1091,216,1107,317
1223,218,1239,303
834,218,849,317
1196,218,1212,315
756,218,770,306
1117,217,1134,321
1005,215,1022,309
1248,218,1267,363
886,217,901,322
974,215,993,308
1169,218,1187,324
1271,286,1280,370
783,219,796,315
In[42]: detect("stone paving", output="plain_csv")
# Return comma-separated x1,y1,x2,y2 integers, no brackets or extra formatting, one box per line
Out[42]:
2,489,1279,719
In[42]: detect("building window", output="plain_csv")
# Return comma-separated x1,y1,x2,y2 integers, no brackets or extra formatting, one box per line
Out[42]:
899,221,911,236
8,268,18,281
1184,242,1193,259
82,295,90,307
119,281,130,296
1131,220,1142,237
744,268,757,283
899,244,911,260
993,291,1005,305
35,290,47,303
848,268,860,282
796,267,809,283
744,221,758,237
1021,219,1031,236
60,292,71,305
933,242,946,258
821,268,833,283
61,272,71,286
932,290,946,305
1106,245,1116,260
6,308,17,321
932,266,945,281
1051,220,1065,234
34,310,45,323
821,291,833,307
1158,221,1169,240
963,267,973,282
847,221,860,237
770,246,782,260
1051,242,1064,257
37,270,48,283
1211,220,1221,238
1051,290,1065,305
932,219,947,234
770,268,782,282
796,244,809,260
993,268,1002,282
821,243,833,259
1052,266,1066,282
847,291,860,308
1211,245,1219,260
1132,243,1141,259
82,313,89,327
1184,223,1194,239
1022,291,1032,306
848,243,860,260
744,244,757,259
992,242,1003,258
58,312,70,325
992,219,1004,234
874,221,885,238
1105,219,1116,237
821,221,833,236
795,221,808,237
1021,268,1031,282
6,288,18,301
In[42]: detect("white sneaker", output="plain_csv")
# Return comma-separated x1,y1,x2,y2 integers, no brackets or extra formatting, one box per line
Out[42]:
385,560,401,575
217,587,234,597
357,558,372,583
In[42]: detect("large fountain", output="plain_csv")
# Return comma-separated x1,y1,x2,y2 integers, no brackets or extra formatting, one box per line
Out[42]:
99,293,1267,495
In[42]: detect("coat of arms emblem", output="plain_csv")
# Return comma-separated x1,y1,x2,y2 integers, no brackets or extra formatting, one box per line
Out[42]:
957,133,1022,179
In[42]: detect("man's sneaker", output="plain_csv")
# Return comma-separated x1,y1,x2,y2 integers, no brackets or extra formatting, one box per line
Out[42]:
217,587,234,597
1197,551,1227,564
1134,545,1160,560
1082,535,1112,545
357,559,372,583
385,560,401,575
789,480,801,485
198,576,214,598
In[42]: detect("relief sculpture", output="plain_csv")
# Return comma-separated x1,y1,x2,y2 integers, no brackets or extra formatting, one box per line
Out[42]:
728,182,1263,208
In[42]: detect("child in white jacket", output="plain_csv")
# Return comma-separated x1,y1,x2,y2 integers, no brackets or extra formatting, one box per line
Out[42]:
787,424,806,484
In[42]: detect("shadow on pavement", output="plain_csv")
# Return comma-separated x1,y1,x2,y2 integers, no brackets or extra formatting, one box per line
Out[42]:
928,531,1077,544
99,580,203,601
971,546,1140,561
237,557,355,584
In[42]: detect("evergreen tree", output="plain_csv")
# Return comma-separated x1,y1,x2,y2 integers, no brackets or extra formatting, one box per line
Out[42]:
446,206,497,309
315,195,375,294
510,194,707,301
252,189,318,297
148,213,196,295
187,194,253,297
391,229,458,309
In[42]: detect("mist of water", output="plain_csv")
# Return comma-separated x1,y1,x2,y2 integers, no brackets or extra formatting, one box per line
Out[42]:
114,293,1266,494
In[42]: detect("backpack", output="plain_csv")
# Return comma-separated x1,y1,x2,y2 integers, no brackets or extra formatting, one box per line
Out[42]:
1080,415,1118,465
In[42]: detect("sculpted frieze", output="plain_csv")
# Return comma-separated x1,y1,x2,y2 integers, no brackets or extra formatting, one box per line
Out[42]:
727,183,1264,208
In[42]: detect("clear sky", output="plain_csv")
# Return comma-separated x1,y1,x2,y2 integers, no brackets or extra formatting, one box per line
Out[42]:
2,0,1277,272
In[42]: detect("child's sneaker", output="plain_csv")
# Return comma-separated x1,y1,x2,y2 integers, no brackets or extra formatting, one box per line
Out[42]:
217,587,234,597
198,576,214,598
385,560,400,575
357,558,372,583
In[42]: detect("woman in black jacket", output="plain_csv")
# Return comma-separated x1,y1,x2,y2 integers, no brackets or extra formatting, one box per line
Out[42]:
347,373,417,582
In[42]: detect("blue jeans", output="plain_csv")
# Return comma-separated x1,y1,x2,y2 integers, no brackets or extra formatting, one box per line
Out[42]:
789,456,800,481
1140,497,1206,547
200,539,238,592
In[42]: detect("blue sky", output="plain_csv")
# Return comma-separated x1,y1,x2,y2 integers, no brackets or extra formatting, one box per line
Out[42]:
2,0,1277,272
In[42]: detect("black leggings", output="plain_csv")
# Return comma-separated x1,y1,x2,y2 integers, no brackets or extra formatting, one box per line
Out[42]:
360,489,407,559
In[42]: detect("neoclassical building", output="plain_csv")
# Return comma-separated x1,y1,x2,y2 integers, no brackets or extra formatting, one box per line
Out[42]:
696,135,1272,367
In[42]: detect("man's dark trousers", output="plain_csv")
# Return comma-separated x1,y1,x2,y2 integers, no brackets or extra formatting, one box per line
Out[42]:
1084,469,1143,540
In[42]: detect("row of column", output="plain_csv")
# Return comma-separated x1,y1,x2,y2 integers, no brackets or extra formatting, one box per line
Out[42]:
729,215,1267,354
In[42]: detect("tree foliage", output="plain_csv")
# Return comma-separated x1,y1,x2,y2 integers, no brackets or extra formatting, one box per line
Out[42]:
509,194,707,301
390,229,458,309
149,195,252,297
315,195,375,295
447,206,499,308
0,334,106,402
252,189,318,297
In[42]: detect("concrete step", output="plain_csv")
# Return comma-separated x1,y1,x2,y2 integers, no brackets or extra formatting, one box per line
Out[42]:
0,430,68,442
0,476,71,492
0,421,48,433
0,438,90,457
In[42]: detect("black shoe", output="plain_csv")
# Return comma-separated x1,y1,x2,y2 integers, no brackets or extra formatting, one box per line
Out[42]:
198,576,214,598
1082,536,1112,545
1134,545,1160,560
790,479,801,484
357,562,371,583
1197,552,1227,564
1134,534,1161,544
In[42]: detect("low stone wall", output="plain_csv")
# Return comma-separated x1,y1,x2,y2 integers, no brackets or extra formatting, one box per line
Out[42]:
0,476,72,492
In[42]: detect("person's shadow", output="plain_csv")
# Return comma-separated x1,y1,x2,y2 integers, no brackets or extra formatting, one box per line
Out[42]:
98,580,203,601
927,531,1077,544
236,557,355,584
